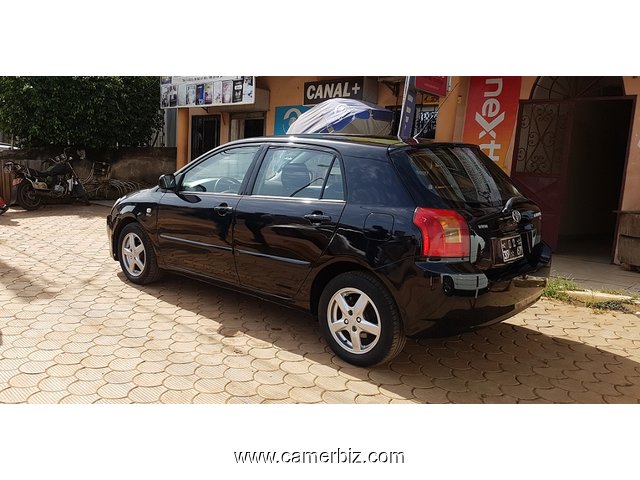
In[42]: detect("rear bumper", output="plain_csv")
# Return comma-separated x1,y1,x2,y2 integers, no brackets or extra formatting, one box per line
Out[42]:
401,242,552,337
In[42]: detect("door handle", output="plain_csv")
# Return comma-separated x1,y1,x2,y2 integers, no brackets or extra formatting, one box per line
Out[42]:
304,212,331,225
214,203,233,216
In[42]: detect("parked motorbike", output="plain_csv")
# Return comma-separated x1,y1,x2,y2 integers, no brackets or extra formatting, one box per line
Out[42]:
0,195,7,215
4,148,89,210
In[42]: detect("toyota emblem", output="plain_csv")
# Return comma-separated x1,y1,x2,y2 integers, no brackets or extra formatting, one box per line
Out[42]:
512,210,522,223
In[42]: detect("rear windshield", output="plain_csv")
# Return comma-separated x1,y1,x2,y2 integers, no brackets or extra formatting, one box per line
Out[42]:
391,145,521,208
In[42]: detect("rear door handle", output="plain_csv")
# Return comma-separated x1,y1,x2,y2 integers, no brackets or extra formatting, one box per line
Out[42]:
214,203,233,216
304,212,331,225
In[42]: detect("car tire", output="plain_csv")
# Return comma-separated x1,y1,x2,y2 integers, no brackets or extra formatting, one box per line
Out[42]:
16,182,41,210
118,223,163,285
319,271,406,367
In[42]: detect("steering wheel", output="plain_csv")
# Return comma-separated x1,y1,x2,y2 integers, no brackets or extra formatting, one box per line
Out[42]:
213,176,241,193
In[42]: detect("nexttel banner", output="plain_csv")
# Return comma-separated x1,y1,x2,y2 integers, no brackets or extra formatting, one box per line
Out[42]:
462,77,521,170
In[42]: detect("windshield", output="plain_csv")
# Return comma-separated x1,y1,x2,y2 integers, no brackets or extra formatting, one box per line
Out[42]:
391,145,521,208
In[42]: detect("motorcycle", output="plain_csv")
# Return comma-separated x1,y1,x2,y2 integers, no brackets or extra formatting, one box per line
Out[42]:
0,195,7,215
4,148,89,211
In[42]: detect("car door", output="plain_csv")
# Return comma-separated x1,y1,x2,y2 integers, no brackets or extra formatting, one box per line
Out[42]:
156,145,260,283
233,145,346,298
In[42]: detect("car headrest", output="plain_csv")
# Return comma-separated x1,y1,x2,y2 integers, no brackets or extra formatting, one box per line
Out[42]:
281,163,311,193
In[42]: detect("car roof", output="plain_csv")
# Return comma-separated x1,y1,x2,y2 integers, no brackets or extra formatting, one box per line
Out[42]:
223,134,477,152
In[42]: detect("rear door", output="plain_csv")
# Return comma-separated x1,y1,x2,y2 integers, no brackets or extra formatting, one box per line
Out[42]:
233,145,346,298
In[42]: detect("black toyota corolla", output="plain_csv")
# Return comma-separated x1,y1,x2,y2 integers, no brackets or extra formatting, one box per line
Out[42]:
107,135,551,366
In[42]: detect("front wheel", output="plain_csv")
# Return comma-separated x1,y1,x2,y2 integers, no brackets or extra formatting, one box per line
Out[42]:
118,223,163,284
318,271,406,367
16,181,41,210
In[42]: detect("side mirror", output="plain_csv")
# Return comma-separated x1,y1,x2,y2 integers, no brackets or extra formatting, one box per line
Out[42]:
159,174,177,191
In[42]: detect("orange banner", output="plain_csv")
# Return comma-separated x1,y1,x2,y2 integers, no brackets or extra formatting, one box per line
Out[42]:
462,76,521,171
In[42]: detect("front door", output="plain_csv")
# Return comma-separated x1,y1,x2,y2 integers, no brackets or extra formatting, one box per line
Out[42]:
233,145,346,298
156,145,260,282
510,100,574,250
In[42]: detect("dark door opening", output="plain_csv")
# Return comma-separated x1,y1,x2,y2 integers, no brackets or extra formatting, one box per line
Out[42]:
511,76,635,256
191,115,221,160
230,113,264,141
243,118,264,138
557,98,633,257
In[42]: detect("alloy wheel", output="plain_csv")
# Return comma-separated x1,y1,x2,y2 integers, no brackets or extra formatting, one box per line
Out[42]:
121,232,146,277
327,287,381,355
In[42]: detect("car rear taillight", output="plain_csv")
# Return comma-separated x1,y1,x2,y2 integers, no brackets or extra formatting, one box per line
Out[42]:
413,207,470,259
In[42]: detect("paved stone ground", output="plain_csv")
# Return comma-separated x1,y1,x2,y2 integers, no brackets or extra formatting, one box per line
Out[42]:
1,204,639,404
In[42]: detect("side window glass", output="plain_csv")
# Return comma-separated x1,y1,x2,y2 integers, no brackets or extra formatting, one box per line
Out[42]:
180,146,259,193
320,160,345,200
253,147,340,199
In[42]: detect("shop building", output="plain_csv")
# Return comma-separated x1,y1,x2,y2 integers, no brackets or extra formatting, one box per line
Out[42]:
168,76,640,265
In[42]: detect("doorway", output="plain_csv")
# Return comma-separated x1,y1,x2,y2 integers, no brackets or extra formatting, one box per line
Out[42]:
230,112,265,141
558,99,633,257
191,115,221,160
510,77,634,256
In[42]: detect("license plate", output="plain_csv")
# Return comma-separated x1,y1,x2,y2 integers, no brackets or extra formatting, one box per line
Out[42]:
500,234,524,263
12,178,21,186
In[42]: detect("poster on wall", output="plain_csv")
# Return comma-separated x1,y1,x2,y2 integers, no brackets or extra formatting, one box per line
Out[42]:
462,76,522,170
274,105,312,135
160,76,255,109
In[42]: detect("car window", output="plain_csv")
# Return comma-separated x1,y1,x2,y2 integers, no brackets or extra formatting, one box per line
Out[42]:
391,146,521,208
180,146,259,193
252,147,344,200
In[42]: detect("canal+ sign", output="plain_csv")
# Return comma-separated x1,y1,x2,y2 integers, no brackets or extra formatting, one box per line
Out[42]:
304,78,368,105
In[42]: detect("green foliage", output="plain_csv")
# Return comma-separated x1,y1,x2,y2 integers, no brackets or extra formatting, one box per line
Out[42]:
0,76,163,148
543,277,579,301
585,300,629,312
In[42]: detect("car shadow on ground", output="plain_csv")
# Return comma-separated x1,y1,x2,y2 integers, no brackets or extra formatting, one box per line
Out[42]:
0,203,97,222
121,273,640,404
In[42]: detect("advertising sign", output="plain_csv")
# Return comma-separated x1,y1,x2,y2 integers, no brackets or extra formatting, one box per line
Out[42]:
415,76,448,97
304,77,366,105
274,105,312,136
160,76,255,109
398,76,417,139
462,76,522,170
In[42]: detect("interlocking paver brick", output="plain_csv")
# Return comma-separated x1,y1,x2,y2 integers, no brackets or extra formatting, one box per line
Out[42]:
67,380,106,396
321,390,358,403
193,392,231,403
314,375,348,392
412,387,450,403
1,205,640,403
378,383,415,400
467,380,504,396
289,386,325,403
447,390,484,403
127,386,166,403
614,383,640,399
253,370,287,385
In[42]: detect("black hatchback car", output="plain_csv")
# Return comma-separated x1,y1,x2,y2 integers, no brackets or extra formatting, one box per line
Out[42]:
107,135,551,366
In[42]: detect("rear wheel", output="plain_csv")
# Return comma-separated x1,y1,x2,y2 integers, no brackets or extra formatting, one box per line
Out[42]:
118,223,163,284
16,182,41,210
319,271,406,367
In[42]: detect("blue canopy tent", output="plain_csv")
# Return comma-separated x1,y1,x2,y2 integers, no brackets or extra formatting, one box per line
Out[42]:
286,98,394,136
